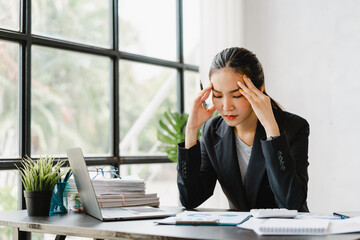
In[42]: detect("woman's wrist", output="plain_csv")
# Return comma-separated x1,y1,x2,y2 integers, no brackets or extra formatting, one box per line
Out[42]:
185,126,199,149
263,120,280,138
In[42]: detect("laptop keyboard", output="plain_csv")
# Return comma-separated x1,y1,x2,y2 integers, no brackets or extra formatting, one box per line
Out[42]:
101,208,135,217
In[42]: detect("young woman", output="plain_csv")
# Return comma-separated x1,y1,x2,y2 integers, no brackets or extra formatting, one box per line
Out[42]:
177,47,309,211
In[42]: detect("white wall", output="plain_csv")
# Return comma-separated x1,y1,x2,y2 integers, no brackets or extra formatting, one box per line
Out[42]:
244,0,360,212
200,0,360,212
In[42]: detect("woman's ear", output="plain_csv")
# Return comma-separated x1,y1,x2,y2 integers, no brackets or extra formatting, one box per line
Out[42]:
260,84,265,93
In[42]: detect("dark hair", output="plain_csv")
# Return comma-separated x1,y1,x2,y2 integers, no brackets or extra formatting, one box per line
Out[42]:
209,47,282,110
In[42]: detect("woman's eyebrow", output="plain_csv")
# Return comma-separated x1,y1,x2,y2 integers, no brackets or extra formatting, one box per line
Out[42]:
230,88,241,93
213,88,241,93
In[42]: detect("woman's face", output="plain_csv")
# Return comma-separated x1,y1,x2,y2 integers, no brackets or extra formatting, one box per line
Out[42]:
210,68,254,127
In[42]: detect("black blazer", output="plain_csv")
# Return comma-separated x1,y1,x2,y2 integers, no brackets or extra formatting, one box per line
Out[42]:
177,108,309,212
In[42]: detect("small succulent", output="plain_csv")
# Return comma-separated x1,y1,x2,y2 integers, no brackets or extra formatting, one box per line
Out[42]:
16,155,66,192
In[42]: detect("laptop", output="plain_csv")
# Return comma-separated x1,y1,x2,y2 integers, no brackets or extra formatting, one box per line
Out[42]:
66,147,175,221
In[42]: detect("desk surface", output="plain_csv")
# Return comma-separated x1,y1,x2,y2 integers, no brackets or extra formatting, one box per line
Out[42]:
1,207,360,240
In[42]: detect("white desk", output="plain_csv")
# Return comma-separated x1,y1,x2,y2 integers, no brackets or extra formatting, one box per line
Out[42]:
1,207,360,240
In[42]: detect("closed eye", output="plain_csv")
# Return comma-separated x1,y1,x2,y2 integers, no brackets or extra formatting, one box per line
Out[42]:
233,95,243,98
213,94,222,98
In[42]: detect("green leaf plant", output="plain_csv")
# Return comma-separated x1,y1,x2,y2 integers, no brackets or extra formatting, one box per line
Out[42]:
15,155,66,192
157,109,201,162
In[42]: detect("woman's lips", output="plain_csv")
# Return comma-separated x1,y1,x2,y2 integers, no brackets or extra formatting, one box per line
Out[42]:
224,115,237,120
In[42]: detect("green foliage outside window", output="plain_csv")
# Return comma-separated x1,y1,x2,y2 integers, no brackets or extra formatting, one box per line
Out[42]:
157,109,201,162
0,186,17,239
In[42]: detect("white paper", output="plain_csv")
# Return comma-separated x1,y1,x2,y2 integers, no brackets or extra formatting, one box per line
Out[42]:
156,211,250,225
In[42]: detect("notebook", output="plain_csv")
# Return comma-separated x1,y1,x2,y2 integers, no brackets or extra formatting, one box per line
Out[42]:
66,147,175,221
238,218,330,235
238,212,360,236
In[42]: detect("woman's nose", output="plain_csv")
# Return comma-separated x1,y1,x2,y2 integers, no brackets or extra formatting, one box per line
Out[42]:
222,97,234,111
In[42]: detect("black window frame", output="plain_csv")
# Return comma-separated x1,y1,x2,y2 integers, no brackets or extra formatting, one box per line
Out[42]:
0,0,199,214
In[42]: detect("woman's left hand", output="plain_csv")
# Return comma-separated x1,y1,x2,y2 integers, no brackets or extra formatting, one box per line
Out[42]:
237,75,280,138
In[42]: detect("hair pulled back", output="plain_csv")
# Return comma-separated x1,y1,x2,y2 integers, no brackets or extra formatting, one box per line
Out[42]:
209,47,281,110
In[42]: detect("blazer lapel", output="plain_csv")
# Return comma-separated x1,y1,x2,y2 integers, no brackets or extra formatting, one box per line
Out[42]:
245,121,267,209
213,121,249,209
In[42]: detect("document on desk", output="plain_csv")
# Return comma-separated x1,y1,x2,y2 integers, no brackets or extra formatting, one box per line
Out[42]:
238,215,360,235
155,211,250,226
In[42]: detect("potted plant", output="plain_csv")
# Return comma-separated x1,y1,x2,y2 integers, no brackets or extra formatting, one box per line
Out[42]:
157,109,201,162
16,155,66,216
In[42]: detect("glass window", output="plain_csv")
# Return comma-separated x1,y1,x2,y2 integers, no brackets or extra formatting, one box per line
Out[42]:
0,0,20,31
0,0,200,163
0,40,19,158
183,0,201,65
119,163,178,206
32,0,111,48
119,60,177,155
184,71,200,114
118,0,176,61
0,170,18,239
31,46,111,156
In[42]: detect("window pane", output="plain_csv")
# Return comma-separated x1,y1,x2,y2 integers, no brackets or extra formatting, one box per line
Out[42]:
32,0,111,48
184,71,200,114
31,46,110,156
183,0,201,65
119,0,176,61
119,61,177,155
119,163,178,206
0,170,19,239
0,40,19,157
0,0,19,31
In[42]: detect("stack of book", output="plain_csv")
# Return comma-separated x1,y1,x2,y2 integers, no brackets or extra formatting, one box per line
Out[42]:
68,177,160,208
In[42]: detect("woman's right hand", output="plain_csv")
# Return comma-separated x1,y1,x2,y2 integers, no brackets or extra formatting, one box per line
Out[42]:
185,83,216,148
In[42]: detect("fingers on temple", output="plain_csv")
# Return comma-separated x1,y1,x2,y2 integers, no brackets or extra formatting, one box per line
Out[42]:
199,83,212,98
237,81,257,104
241,76,254,90
237,80,250,95
243,76,263,96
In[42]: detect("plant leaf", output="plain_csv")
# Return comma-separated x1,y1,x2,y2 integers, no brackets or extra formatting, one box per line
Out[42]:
158,119,177,138
157,109,196,162
15,155,67,191
157,130,177,145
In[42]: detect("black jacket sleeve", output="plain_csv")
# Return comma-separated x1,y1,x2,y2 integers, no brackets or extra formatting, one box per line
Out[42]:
261,118,309,211
177,138,217,209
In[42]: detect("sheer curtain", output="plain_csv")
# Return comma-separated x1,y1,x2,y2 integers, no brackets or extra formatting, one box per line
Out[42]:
198,0,245,209
199,0,245,86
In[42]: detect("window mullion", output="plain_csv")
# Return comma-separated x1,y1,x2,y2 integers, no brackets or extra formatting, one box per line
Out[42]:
176,0,184,113
112,0,120,168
